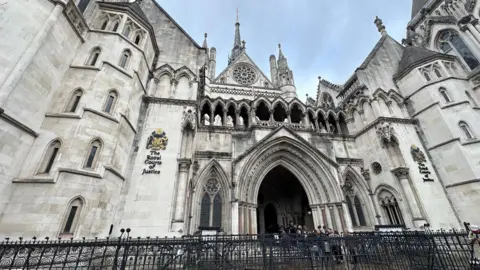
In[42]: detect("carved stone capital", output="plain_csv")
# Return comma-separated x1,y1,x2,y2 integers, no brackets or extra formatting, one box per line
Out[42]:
391,167,410,179
376,122,395,143
170,78,178,86
177,158,192,172
181,106,197,130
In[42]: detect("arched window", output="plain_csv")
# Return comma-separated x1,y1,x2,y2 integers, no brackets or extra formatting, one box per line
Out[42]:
119,50,131,68
434,68,442,78
354,196,367,226
220,77,226,83
84,139,102,169
87,47,101,66
459,121,475,140
423,72,431,81
77,0,90,13
466,91,478,107
134,34,142,45
438,30,480,70
100,19,108,30
103,90,118,113
379,191,404,225
38,140,61,174
122,26,131,38
199,178,222,228
66,89,83,113
439,87,452,103
61,198,83,235
111,21,119,32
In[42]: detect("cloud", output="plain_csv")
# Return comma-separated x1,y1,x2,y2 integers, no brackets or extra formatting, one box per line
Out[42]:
155,0,410,97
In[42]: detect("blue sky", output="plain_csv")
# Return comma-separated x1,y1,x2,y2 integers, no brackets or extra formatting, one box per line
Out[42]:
155,0,412,99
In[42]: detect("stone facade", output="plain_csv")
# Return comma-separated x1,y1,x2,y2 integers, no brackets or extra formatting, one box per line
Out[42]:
0,0,478,238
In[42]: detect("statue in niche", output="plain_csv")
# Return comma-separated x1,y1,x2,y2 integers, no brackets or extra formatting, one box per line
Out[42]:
238,116,244,127
204,114,210,125
226,115,234,127
214,114,222,126
283,118,288,123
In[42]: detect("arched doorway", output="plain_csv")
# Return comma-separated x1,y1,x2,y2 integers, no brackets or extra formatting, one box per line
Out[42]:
257,165,313,233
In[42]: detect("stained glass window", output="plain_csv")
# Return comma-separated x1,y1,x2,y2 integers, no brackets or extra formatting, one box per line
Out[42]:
438,30,480,70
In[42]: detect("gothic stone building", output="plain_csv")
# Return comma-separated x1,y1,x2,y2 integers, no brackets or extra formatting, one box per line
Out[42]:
0,0,479,238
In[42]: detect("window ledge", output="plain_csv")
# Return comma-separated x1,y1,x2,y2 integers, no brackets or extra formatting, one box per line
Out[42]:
70,65,101,71
58,167,102,179
103,61,133,78
461,138,480,146
104,165,126,181
83,108,119,123
440,100,469,109
13,177,55,184
45,112,81,119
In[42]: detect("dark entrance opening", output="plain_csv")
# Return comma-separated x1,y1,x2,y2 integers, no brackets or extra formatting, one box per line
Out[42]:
257,165,313,234
264,203,278,233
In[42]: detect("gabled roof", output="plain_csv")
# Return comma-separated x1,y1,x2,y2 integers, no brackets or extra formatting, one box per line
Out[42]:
393,45,455,81
213,50,274,86
357,35,403,70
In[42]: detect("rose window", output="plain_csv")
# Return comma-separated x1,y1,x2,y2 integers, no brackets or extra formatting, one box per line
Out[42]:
205,178,220,194
232,65,257,85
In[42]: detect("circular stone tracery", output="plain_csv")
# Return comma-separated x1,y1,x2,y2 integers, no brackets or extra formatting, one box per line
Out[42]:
232,64,257,85
205,178,220,194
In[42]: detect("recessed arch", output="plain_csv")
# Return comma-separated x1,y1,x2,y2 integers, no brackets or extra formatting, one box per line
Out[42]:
235,136,342,205
252,97,272,111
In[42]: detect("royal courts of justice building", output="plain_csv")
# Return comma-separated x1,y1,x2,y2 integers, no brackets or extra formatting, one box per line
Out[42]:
0,0,479,238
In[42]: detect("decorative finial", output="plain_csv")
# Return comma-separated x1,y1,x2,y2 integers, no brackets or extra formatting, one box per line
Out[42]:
202,33,208,48
242,40,246,49
236,8,239,24
374,16,387,36
278,44,281,49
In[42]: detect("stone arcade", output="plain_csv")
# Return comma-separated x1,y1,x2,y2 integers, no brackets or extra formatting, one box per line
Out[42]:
0,0,479,238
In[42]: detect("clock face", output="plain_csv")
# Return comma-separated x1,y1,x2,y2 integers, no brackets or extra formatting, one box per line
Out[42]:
232,64,257,85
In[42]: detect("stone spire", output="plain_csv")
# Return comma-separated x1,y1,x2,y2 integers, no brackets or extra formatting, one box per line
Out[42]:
202,33,208,48
374,16,387,36
228,8,244,65
278,43,285,60
276,43,295,94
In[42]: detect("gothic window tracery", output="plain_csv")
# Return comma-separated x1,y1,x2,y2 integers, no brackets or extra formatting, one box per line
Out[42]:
343,178,367,227
437,30,480,70
232,64,257,85
321,93,334,108
378,191,404,225
200,178,222,228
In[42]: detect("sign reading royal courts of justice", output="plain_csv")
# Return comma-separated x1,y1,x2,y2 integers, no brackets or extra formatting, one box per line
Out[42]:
142,128,168,175
410,145,434,182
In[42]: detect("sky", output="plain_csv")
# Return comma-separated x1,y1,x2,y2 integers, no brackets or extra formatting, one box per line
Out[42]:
155,0,412,99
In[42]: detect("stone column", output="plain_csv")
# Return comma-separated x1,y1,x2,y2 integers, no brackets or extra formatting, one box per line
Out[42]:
342,202,354,232
231,201,239,234
333,205,343,231
321,206,328,228
286,111,291,124
392,168,426,228
460,25,480,52
313,117,319,131
223,108,228,127
210,110,214,126
466,24,480,44
337,204,346,232
235,109,240,128
118,14,128,33
238,204,243,234
244,206,249,234
0,3,65,106
269,108,274,123
302,112,309,128
251,207,258,234
172,160,191,232
327,205,336,229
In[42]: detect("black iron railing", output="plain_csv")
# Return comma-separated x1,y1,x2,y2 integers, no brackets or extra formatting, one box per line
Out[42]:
0,230,476,269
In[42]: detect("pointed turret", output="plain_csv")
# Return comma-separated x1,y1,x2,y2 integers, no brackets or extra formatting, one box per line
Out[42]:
276,44,296,99
202,33,208,48
228,9,245,65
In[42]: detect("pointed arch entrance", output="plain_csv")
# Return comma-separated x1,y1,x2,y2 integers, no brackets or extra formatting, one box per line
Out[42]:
233,131,347,234
257,165,313,233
